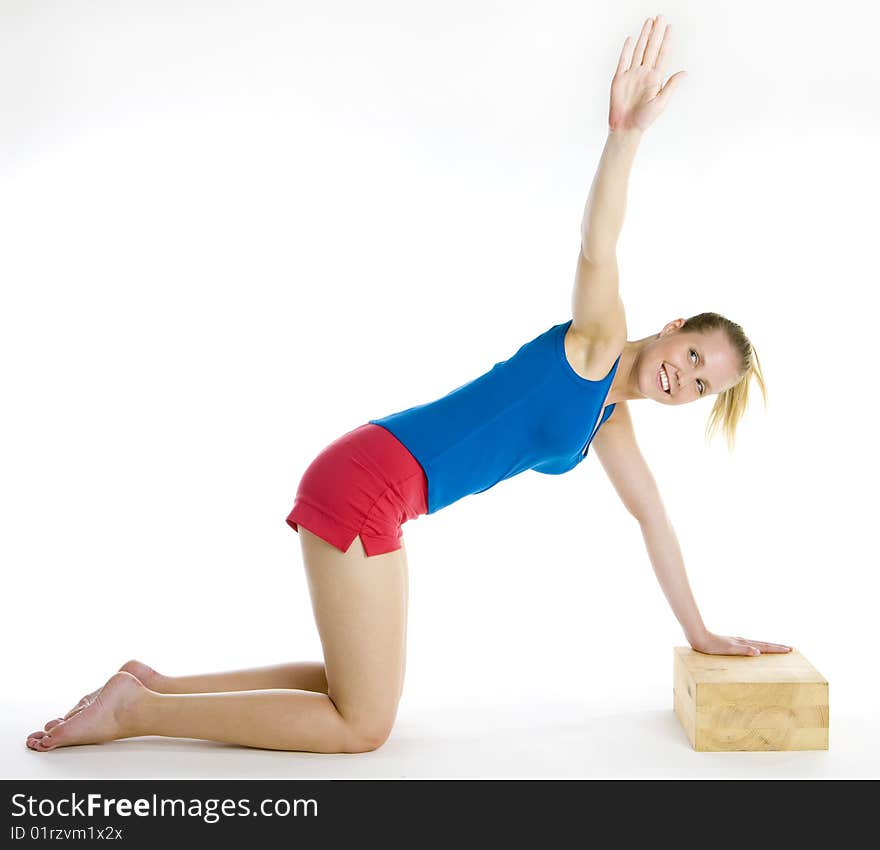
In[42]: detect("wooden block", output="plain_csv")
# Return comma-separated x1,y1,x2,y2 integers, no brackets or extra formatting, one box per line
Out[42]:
673,646,829,751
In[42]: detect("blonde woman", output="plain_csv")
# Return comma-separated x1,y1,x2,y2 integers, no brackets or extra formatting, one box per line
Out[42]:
26,15,790,755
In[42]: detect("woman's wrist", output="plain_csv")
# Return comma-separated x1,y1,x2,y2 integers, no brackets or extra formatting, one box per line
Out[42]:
605,127,644,160
607,126,644,147
686,626,711,648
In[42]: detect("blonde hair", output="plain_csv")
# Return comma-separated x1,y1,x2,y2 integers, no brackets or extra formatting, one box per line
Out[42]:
679,312,767,453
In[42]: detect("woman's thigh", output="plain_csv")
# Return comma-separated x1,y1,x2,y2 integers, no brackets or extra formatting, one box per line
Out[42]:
298,526,408,744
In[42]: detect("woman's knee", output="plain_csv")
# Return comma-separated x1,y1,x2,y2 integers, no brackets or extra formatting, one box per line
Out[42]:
340,709,398,753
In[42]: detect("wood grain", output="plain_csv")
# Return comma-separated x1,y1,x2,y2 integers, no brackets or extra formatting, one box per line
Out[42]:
673,647,829,751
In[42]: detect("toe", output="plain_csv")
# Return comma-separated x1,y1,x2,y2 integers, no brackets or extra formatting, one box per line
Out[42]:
44,718,65,731
27,733,48,750
37,730,60,750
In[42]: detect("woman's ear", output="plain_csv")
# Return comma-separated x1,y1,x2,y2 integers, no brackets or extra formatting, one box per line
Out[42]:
659,318,685,336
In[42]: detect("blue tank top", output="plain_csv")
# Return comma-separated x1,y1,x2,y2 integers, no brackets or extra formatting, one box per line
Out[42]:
368,319,620,515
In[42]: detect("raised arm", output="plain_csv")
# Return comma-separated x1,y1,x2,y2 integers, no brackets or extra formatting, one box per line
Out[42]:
582,14,687,260
572,16,686,338
579,130,641,266
592,402,793,657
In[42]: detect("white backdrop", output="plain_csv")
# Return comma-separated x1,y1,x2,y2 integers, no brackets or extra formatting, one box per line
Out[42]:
2,0,878,775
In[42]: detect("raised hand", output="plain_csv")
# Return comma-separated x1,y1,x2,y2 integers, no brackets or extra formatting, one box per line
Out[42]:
690,632,793,657
609,15,687,133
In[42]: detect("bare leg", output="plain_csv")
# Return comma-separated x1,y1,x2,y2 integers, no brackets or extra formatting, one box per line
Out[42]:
95,660,328,695
26,528,408,753
154,661,328,694
27,673,352,753
36,659,328,736
66,659,326,707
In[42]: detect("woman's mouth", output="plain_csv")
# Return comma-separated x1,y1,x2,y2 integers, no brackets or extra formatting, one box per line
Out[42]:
658,364,671,395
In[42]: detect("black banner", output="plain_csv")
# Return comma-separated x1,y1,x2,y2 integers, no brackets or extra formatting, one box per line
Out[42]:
1,777,848,844
2,779,599,843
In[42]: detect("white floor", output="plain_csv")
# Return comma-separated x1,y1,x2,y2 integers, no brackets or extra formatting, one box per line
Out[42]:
4,694,877,780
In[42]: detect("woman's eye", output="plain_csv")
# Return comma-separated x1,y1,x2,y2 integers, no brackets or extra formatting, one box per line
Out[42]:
690,351,703,393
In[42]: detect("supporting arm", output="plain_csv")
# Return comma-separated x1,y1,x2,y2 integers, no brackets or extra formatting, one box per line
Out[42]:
637,508,709,646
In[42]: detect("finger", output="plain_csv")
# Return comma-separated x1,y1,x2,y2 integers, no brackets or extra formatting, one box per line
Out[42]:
698,639,758,656
642,15,667,68
735,636,788,648
653,23,672,73
616,36,634,76
716,645,760,656
630,17,654,70
654,70,687,110
744,640,793,653
727,639,759,655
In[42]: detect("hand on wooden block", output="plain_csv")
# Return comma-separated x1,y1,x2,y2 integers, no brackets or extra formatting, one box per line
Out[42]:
688,631,793,657
673,647,829,751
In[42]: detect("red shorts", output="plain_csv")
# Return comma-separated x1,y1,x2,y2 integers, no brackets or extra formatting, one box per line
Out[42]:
285,423,428,557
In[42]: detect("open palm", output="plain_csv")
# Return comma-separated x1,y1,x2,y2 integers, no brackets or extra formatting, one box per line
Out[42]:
609,15,687,132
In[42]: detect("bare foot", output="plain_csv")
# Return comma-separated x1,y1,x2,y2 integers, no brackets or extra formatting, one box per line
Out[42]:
41,659,160,733
26,672,148,751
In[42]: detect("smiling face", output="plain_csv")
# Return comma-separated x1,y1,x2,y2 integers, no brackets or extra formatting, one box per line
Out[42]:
643,320,743,405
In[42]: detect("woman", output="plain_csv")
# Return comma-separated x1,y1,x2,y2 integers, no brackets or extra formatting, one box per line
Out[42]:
26,15,790,755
